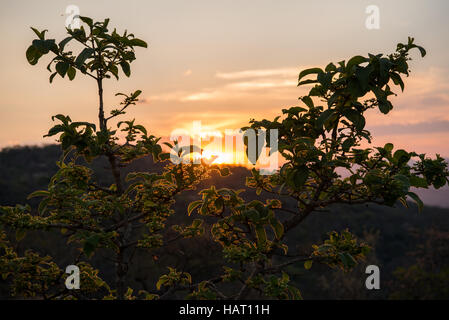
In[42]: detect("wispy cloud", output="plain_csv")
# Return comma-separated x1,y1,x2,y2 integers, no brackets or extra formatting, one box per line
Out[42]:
148,67,304,102
370,120,449,136
215,68,299,80
226,79,297,90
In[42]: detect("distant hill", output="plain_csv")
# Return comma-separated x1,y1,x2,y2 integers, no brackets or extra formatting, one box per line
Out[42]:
1,145,448,299
1,144,448,208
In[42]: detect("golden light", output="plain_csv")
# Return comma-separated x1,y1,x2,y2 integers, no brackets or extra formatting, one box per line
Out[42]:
168,123,280,168
200,149,235,165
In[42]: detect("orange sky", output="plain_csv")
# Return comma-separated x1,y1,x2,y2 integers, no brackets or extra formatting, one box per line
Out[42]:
1,0,449,160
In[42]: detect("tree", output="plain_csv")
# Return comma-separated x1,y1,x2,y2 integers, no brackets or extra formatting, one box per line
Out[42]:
181,37,449,299
0,15,448,299
1,16,227,300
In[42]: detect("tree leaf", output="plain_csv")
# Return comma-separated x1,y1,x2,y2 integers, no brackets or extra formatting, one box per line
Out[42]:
15,229,27,241
55,61,69,77
298,68,323,85
26,45,42,65
75,48,94,68
187,200,202,216
120,61,131,77
301,96,314,109
27,190,50,199
58,36,73,51
30,27,47,40
79,16,93,28
407,191,424,212
346,55,368,72
129,38,148,48
255,225,267,247
409,175,428,188
304,260,313,270
270,218,284,239
49,72,57,83
83,234,100,257
67,66,76,80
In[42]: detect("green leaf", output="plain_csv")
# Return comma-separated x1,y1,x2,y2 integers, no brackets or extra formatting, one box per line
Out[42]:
412,45,426,57
255,225,267,246
32,39,57,54
355,64,374,91
304,260,313,270
343,109,365,130
58,37,73,51
293,166,309,188
133,124,147,135
407,191,424,212
284,106,307,115
16,229,27,241
379,100,392,114
79,16,93,28
30,27,47,40
409,175,428,188
109,64,119,80
301,96,314,109
156,278,165,291
342,138,355,152
390,72,404,91
83,234,100,257
298,68,323,85
379,58,393,85
192,219,203,228
120,61,131,77
187,200,202,216
26,45,42,65
270,218,284,239
67,66,76,80
338,252,356,269
393,149,410,165
75,48,94,68
131,90,142,99
49,72,57,83
129,38,148,48
27,190,50,199
325,62,336,72
297,79,318,86
316,109,334,128
218,167,231,177
346,55,368,72
384,143,394,152
55,61,69,77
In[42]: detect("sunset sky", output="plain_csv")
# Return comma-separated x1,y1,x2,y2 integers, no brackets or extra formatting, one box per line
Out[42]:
1,0,449,159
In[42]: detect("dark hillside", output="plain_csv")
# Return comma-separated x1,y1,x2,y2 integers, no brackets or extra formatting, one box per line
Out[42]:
1,145,448,299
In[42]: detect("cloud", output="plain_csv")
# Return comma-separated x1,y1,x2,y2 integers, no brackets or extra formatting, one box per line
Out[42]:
369,120,449,136
226,79,297,90
149,67,304,102
215,68,299,79
181,91,220,101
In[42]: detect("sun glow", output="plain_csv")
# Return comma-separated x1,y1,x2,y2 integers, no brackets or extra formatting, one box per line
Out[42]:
200,148,248,165
169,121,280,171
